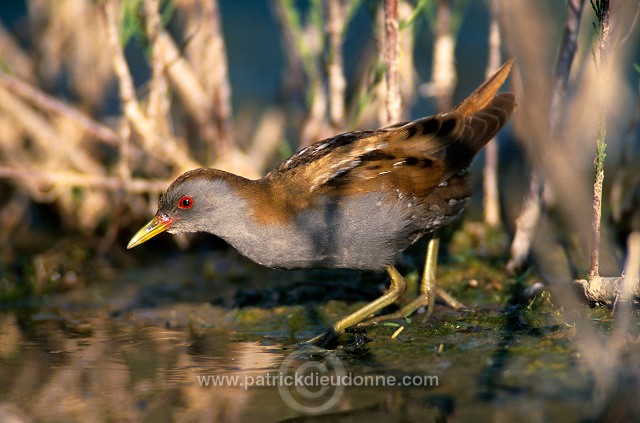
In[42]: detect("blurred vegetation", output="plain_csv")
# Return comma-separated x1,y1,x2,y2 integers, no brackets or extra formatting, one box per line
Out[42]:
0,0,637,306
0,1,636,291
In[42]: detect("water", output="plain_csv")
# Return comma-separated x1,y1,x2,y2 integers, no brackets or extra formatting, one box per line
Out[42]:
0,247,597,422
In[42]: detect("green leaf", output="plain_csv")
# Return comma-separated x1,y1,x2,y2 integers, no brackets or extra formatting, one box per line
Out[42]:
160,0,176,26
119,0,144,47
400,0,431,31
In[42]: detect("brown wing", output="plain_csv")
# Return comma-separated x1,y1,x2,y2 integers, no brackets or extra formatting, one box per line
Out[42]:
267,92,514,199
265,115,454,199
255,60,515,223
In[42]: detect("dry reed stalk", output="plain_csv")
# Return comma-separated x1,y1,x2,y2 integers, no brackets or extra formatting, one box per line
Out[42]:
155,32,217,145
143,0,172,140
482,0,503,227
199,0,234,160
246,109,286,173
326,0,348,130
36,0,113,110
0,72,120,146
274,0,326,146
507,0,586,273
579,1,640,306
431,0,456,113
100,0,198,172
0,86,103,178
0,0,283,236
620,232,640,304
0,167,170,194
0,23,35,80
502,0,640,414
588,0,609,281
383,0,400,124
274,0,358,147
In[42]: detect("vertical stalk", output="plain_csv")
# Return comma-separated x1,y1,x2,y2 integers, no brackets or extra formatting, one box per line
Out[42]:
507,0,586,272
326,0,347,130
101,0,198,171
482,0,502,227
432,0,456,113
588,0,610,282
589,128,606,280
202,0,233,161
143,0,170,137
383,0,401,124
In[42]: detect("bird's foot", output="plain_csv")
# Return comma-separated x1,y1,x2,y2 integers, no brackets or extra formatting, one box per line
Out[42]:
357,286,467,327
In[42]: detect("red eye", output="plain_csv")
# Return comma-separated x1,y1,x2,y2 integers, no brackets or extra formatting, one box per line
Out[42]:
178,195,194,209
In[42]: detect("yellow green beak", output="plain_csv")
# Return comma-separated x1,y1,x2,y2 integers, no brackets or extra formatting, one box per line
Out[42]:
127,214,172,249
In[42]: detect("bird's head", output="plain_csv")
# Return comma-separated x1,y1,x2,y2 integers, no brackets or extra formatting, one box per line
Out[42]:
127,168,236,249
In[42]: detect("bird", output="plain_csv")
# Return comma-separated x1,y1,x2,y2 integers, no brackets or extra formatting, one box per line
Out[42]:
128,59,515,344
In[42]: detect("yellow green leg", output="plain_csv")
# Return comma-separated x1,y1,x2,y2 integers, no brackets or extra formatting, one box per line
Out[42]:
360,235,465,326
306,264,407,345
420,235,466,315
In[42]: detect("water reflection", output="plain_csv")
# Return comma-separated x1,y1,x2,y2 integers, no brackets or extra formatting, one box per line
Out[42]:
0,312,294,421
0,306,593,422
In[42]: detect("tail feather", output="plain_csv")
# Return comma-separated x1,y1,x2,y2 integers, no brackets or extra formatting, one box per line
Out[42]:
442,65,516,174
461,92,516,158
452,58,514,117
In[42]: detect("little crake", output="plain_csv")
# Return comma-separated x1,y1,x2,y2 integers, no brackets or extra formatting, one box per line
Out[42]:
128,60,516,343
